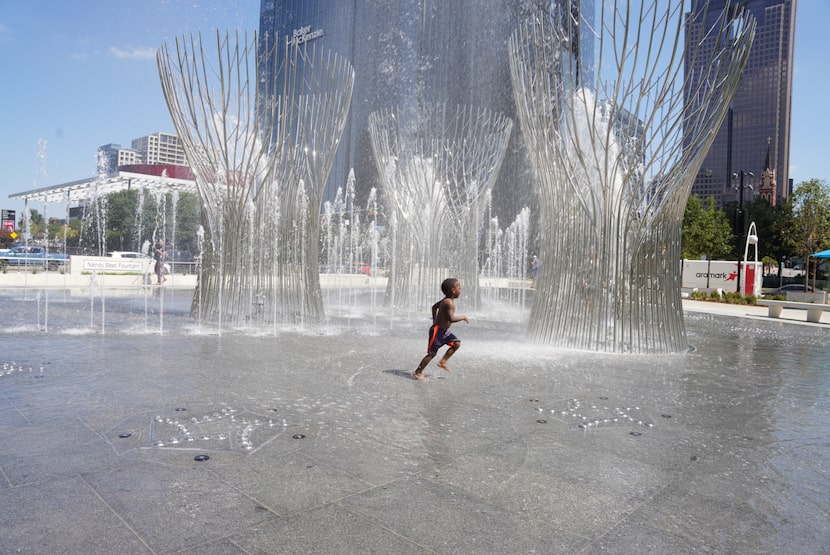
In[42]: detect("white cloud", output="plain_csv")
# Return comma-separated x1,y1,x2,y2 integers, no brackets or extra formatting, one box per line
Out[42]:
109,46,157,60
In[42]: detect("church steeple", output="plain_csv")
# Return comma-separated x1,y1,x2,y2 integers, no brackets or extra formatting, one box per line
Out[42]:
759,137,777,206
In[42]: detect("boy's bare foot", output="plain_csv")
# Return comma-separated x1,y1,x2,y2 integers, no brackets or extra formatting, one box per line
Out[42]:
413,372,429,381
436,361,452,373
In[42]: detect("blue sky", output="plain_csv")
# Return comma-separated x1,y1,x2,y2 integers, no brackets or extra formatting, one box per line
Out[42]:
0,1,260,215
1,1,828,216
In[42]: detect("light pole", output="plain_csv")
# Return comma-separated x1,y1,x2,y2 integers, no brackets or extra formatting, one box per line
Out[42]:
733,170,753,293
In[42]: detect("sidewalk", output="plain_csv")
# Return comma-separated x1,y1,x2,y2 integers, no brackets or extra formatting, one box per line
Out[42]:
683,297,830,325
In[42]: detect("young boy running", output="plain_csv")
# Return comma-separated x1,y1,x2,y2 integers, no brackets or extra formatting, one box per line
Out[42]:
413,278,469,381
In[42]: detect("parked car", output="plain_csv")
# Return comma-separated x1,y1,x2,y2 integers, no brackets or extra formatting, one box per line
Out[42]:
0,246,70,270
761,284,814,297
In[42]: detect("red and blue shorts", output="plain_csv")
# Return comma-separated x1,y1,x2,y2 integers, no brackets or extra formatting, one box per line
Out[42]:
426,325,459,356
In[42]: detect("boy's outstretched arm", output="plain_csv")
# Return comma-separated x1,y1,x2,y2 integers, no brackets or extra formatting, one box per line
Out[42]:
443,298,469,324
447,302,470,324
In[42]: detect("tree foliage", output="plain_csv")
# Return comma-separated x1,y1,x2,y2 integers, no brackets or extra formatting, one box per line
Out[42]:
683,180,830,282
682,195,733,259
784,178,830,283
15,209,88,248
17,209,45,240
66,190,201,255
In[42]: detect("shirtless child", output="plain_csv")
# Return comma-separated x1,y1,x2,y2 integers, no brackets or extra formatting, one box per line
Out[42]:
412,278,469,381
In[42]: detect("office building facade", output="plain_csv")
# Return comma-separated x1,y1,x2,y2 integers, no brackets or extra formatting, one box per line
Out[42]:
686,0,797,208
97,143,141,176
259,0,563,223
97,133,188,177
131,132,188,167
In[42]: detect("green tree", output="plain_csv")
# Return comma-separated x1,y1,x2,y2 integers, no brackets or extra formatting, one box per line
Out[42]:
106,190,140,252
784,178,830,287
76,190,201,255
64,219,83,251
140,191,201,254
17,208,45,242
47,217,67,244
172,193,201,254
682,195,733,259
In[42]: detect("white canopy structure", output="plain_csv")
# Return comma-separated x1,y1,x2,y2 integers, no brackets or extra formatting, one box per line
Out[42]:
9,170,197,204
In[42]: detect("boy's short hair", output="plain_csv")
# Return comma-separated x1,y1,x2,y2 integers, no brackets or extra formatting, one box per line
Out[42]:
441,278,459,297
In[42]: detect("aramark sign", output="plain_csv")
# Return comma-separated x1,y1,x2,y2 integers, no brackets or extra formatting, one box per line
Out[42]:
682,259,763,295
289,25,324,47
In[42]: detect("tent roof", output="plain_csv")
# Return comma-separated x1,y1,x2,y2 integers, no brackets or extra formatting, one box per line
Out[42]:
9,171,196,204
811,249,830,258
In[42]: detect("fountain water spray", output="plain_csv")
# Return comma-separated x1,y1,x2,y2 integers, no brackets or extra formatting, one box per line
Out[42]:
368,103,512,313
157,30,354,327
480,200,531,307
508,2,755,353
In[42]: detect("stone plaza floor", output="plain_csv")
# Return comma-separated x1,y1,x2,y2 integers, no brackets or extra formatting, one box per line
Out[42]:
0,288,828,553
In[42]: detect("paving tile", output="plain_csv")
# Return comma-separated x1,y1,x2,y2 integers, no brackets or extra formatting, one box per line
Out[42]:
0,475,151,553
0,293,827,553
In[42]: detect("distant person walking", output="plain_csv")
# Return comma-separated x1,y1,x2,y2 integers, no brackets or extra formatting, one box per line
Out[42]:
153,239,167,285
413,278,469,381
530,255,540,285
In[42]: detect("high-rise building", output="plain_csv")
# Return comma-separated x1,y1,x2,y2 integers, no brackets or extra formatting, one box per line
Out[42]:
131,132,188,167
97,143,141,175
97,133,188,176
259,0,560,223
686,0,797,208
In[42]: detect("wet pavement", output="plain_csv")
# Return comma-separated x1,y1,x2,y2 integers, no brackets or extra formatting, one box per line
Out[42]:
0,288,828,553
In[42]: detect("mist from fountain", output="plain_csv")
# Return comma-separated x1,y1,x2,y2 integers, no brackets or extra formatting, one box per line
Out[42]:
480,200,532,308
320,170,389,323
368,103,513,315
5,3,758,348
157,30,354,329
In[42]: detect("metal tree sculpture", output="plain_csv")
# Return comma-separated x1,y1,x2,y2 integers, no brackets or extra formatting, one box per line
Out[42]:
368,103,512,312
157,31,353,326
508,2,754,352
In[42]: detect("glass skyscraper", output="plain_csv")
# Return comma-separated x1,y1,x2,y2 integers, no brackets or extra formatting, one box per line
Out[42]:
686,0,797,208
259,0,565,224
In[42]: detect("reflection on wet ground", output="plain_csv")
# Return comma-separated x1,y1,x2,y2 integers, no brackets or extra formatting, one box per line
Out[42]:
0,287,828,552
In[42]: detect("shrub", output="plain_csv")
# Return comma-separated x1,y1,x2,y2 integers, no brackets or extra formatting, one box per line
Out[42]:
690,289,758,305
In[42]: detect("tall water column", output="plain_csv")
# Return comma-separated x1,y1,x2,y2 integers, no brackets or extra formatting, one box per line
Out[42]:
508,2,755,352
368,103,512,312
157,31,354,325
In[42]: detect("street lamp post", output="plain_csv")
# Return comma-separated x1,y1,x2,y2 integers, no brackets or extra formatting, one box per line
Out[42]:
733,170,754,293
